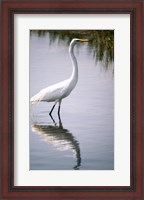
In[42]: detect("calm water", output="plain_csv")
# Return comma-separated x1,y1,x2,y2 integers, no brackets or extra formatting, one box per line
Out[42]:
30,33,114,170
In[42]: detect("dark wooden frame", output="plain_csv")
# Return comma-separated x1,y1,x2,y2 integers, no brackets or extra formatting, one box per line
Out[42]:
1,0,143,199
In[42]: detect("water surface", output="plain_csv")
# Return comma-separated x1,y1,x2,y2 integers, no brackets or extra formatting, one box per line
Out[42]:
30,32,114,170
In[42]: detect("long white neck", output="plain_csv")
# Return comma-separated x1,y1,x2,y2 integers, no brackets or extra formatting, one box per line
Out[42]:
69,43,78,89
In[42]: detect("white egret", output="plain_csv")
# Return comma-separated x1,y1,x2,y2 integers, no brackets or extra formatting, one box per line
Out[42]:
30,38,89,116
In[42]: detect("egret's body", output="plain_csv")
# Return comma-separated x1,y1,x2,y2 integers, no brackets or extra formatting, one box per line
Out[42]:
30,38,89,116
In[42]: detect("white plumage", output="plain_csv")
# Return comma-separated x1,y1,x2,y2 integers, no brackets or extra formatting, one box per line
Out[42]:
30,38,89,116
31,79,70,103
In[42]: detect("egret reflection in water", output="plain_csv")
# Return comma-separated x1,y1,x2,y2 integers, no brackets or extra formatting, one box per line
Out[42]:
31,116,81,170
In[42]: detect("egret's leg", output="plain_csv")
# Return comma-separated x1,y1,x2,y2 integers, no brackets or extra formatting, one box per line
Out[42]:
58,115,63,128
49,114,57,126
58,100,62,117
49,102,57,116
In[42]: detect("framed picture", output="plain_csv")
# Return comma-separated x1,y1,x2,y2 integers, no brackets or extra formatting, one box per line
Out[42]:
1,0,144,199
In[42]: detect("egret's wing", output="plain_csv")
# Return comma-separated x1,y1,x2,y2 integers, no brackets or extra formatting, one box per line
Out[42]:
30,80,69,103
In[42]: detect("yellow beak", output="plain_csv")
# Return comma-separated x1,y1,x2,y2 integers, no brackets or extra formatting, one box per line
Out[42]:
79,39,89,42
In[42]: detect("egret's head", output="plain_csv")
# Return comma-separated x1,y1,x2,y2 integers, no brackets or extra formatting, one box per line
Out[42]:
70,38,89,46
